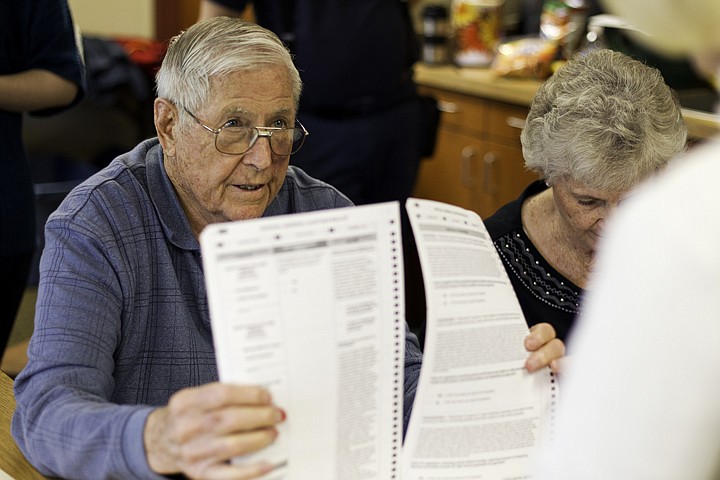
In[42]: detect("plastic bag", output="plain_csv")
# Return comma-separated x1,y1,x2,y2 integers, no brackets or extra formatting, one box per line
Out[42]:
491,36,558,79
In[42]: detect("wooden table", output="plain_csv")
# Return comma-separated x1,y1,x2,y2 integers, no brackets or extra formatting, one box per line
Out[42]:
0,370,48,480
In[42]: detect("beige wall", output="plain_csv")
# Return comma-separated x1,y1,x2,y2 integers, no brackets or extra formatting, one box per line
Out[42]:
68,0,154,38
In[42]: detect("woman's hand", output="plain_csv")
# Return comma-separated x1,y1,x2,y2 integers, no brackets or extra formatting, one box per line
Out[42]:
144,382,285,479
523,323,566,374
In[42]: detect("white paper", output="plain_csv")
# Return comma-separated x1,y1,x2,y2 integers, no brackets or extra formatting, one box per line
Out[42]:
201,202,404,480
0,469,16,480
403,198,556,480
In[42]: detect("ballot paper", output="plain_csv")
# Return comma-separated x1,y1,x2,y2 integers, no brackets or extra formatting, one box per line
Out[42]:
201,198,556,479
403,198,556,480
200,202,405,480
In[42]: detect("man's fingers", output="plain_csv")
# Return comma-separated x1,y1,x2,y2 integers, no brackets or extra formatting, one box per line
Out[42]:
185,457,276,480
204,405,286,435
180,427,280,466
145,383,284,476
170,383,273,413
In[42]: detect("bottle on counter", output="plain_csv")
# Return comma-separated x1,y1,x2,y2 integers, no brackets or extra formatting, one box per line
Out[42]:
539,0,589,58
451,0,506,67
422,4,450,65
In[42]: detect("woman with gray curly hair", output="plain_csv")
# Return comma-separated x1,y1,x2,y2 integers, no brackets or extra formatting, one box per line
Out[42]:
484,49,687,341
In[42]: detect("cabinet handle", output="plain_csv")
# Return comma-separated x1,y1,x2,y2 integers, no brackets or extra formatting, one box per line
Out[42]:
438,100,459,114
505,116,526,130
461,146,476,188
483,152,497,194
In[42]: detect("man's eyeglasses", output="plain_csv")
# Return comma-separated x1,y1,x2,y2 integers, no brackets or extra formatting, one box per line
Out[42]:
183,108,308,156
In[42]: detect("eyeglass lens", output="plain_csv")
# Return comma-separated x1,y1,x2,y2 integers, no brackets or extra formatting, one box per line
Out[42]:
216,126,305,155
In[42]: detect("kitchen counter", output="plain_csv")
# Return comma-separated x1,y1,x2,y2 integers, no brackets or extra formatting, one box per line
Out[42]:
414,63,720,140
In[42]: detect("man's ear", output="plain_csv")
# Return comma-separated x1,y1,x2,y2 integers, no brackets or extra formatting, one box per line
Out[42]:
154,98,178,156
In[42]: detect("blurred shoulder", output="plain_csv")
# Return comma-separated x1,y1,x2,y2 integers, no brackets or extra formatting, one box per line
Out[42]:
619,140,720,228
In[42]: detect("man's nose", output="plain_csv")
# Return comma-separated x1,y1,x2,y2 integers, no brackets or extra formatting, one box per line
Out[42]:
241,136,273,170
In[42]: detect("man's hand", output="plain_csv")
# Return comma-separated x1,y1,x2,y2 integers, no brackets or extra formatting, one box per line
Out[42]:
523,323,566,374
144,382,285,479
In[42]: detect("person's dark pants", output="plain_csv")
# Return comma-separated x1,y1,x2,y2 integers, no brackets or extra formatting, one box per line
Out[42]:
291,98,424,207
0,251,33,360
291,99,428,342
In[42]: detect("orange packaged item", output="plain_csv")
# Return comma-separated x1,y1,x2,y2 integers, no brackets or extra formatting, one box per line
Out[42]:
491,36,559,79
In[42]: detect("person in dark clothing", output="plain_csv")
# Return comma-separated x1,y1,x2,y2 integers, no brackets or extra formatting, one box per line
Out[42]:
0,0,86,360
199,0,429,207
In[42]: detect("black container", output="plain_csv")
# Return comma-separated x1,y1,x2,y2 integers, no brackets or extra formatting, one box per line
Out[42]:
422,5,450,65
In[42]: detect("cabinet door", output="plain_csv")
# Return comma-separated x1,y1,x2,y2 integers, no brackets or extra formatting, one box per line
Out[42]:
413,86,537,216
477,101,537,217
412,128,480,211
423,88,487,137
485,100,529,145
471,140,538,218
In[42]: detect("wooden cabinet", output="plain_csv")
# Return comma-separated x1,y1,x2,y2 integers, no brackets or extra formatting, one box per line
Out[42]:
413,86,538,218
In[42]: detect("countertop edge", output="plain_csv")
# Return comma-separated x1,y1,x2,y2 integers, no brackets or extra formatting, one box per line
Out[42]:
414,63,720,140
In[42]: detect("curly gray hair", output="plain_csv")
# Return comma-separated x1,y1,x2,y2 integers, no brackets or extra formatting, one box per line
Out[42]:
521,49,687,191
156,16,302,115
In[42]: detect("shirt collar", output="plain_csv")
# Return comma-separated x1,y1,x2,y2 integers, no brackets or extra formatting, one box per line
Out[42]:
144,140,201,252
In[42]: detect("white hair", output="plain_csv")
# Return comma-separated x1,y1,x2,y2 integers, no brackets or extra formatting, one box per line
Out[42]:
155,17,302,114
522,49,687,191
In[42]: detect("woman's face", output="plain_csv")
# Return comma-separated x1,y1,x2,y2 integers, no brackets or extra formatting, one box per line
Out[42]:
551,177,627,255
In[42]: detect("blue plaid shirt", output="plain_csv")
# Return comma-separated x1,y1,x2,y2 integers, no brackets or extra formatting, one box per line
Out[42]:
12,138,423,479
